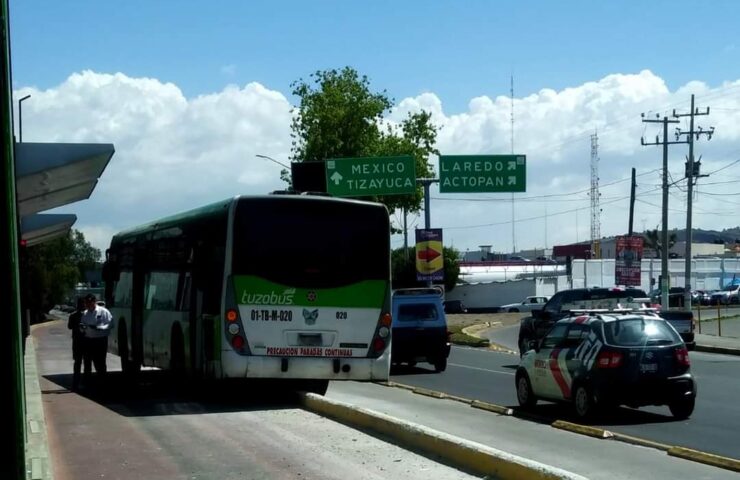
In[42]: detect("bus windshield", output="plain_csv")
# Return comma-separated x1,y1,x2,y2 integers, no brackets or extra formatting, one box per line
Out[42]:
232,197,390,288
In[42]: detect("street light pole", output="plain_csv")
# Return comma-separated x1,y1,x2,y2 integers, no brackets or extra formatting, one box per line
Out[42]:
255,154,290,169
18,94,30,142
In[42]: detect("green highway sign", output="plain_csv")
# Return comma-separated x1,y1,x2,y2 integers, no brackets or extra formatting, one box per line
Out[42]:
325,155,416,197
439,155,526,193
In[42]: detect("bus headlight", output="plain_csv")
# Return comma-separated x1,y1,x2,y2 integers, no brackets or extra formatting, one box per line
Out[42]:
378,326,390,338
228,323,240,335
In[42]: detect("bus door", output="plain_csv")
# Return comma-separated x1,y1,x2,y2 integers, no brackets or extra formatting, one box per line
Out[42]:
130,247,147,368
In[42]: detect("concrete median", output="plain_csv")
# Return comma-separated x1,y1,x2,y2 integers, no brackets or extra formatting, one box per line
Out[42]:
300,392,588,480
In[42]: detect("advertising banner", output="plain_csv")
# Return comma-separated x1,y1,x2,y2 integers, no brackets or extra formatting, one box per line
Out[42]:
615,235,644,286
415,229,444,282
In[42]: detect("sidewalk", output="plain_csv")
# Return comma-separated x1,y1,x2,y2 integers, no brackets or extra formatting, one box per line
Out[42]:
693,314,740,355
24,333,53,480
695,333,740,355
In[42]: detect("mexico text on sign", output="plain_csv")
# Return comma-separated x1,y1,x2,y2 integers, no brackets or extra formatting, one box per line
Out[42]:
325,155,416,197
439,155,526,193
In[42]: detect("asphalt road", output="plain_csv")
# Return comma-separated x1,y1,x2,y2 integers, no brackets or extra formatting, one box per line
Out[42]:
390,338,740,460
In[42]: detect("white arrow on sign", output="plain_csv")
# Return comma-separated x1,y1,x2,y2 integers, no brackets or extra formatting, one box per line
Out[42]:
330,171,343,185
508,161,516,171
508,176,516,185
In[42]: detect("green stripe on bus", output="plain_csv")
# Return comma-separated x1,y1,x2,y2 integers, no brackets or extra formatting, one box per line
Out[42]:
233,276,386,308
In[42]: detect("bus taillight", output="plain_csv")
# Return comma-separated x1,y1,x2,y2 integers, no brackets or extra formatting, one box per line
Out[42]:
231,335,245,350
380,313,392,327
226,309,238,322
372,338,385,352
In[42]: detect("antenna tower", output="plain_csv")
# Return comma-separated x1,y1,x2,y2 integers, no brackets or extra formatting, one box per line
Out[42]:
590,132,601,244
510,74,516,254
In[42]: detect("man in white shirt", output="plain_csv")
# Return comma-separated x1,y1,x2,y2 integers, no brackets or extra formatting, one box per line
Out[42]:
80,294,113,379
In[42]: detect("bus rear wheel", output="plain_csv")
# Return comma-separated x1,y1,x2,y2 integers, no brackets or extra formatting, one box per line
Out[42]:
170,326,186,378
303,380,329,396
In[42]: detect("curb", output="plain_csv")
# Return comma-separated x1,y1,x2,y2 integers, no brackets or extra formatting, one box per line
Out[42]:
487,342,518,355
300,393,587,480
552,420,613,439
471,399,513,416
668,446,740,472
458,322,517,354
694,344,740,356
24,336,54,480
610,432,671,451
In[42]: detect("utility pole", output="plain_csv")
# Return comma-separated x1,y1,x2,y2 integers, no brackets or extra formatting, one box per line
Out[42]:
641,114,680,309
403,207,409,261
628,167,636,235
673,94,713,308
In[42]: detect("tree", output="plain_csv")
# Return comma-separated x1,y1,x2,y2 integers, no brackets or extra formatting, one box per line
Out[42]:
391,246,460,293
22,229,101,322
291,67,392,163
290,67,437,213
643,229,677,259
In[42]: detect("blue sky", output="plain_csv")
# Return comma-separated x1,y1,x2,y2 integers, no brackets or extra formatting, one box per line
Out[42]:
10,1,740,254
12,0,740,112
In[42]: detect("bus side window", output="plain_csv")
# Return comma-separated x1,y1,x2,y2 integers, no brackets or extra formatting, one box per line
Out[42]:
179,273,192,311
145,271,179,311
113,271,133,308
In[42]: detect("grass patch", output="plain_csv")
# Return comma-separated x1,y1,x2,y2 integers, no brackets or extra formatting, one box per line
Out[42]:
448,324,490,348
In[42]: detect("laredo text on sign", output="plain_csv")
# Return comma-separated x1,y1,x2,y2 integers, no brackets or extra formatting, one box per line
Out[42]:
439,155,526,193
325,155,416,197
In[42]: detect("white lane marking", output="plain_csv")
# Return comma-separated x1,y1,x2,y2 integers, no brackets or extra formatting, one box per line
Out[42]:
448,362,515,375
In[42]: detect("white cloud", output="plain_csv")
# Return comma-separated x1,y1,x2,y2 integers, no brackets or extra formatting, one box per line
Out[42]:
20,71,293,249
16,70,740,256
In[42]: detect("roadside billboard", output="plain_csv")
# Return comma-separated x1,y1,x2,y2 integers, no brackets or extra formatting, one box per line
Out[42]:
615,235,644,286
416,229,444,282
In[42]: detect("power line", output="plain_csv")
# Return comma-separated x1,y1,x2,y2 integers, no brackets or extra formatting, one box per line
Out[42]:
441,185,664,230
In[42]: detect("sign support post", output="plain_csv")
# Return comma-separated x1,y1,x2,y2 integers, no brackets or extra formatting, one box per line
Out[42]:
417,178,439,286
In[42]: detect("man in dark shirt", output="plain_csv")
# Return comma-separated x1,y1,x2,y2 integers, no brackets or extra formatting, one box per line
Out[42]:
67,298,87,390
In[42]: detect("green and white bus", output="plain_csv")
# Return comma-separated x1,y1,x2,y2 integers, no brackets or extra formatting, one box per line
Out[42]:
103,194,392,392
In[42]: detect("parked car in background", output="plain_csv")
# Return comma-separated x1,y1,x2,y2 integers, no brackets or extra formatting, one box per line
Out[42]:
443,300,468,314
507,256,531,262
500,296,550,313
650,287,689,308
518,287,696,356
709,284,740,305
692,290,712,306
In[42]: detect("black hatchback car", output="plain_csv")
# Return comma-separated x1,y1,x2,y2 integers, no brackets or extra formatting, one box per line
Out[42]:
516,310,697,419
